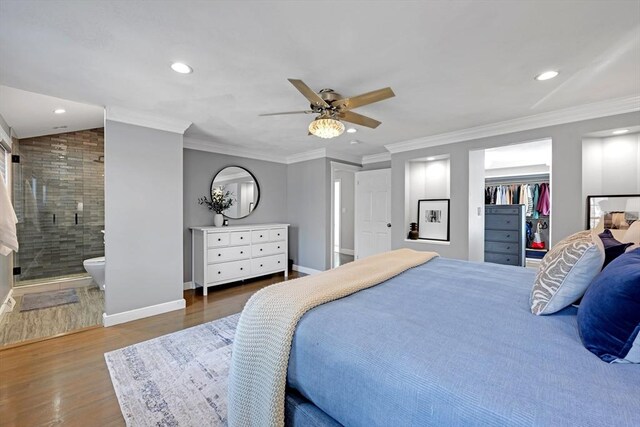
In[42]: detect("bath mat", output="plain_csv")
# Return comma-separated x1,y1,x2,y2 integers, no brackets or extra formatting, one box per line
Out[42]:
105,313,239,427
20,288,80,312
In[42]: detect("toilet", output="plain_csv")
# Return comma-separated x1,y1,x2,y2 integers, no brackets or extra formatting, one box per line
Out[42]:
84,257,105,290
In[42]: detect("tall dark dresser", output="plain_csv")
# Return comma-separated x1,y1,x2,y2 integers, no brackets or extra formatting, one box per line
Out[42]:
484,204,526,267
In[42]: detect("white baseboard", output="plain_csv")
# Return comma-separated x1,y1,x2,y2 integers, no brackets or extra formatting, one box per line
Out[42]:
292,264,322,275
337,248,354,256
103,298,186,327
0,289,16,320
183,281,194,290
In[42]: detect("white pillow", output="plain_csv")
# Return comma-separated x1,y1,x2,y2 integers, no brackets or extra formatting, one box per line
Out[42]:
622,220,640,244
530,230,605,315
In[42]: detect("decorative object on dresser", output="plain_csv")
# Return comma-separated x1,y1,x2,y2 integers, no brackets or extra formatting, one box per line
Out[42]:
190,224,289,295
484,204,526,266
417,199,450,241
198,187,235,227
211,166,260,219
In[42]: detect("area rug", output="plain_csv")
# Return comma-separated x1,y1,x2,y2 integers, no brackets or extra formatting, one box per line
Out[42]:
20,288,79,311
105,313,239,427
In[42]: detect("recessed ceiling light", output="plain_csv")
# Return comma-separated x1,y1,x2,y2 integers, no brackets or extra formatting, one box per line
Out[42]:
535,70,559,81
426,156,436,161
346,128,357,134
52,125,68,130
53,108,66,114
612,129,629,135
350,140,360,145
171,62,193,74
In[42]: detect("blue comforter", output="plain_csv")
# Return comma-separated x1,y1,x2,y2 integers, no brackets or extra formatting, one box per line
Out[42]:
286,258,640,426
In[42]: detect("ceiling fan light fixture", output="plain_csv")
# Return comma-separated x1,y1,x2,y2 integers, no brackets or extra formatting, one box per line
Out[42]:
308,118,345,139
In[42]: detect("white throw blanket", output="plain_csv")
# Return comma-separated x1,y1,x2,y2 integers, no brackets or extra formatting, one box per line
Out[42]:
228,248,438,427
0,180,18,256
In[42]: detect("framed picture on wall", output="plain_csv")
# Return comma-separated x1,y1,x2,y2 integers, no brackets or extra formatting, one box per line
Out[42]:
586,194,640,230
418,199,450,241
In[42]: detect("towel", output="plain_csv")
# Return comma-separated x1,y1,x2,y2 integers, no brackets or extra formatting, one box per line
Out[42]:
0,178,18,255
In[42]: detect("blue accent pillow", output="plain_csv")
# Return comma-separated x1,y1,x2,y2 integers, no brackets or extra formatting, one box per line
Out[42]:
577,248,640,363
598,229,633,268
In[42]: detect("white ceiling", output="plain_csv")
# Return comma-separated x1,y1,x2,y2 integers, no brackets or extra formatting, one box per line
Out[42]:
0,1,639,157
0,86,104,138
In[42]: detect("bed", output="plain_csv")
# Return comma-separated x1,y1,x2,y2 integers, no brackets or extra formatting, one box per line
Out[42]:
283,257,640,426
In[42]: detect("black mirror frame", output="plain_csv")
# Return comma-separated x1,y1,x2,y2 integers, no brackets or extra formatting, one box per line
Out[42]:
210,165,261,219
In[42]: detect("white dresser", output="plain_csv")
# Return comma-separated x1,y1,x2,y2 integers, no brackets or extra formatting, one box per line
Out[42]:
190,224,289,295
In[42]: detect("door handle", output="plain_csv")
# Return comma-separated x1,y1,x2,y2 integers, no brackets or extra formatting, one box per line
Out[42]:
386,223,391,228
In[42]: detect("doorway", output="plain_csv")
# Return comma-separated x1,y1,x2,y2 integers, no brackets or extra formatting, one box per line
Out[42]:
330,162,360,268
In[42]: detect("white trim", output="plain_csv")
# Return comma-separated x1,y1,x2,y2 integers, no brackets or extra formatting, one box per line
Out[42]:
106,106,192,134
386,95,640,153
330,161,362,173
292,264,322,275
103,298,186,327
184,136,287,164
0,288,15,320
362,152,391,164
337,248,355,256
183,281,194,290
286,148,327,164
403,238,451,246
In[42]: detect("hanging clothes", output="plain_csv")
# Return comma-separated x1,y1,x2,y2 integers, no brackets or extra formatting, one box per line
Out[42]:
532,184,540,219
537,183,551,216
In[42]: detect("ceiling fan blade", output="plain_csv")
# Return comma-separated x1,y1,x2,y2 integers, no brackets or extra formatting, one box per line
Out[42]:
259,110,313,116
335,87,395,110
288,79,330,108
339,111,381,129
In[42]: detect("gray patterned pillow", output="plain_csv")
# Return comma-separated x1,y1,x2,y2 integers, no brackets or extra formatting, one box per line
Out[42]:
530,230,604,315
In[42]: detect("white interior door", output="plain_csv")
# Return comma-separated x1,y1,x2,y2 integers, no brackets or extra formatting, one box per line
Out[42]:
355,169,391,260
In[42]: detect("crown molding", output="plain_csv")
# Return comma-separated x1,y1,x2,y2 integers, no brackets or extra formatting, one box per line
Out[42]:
325,148,363,166
285,148,327,164
184,136,288,164
106,106,192,134
385,95,640,154
362,152,391,164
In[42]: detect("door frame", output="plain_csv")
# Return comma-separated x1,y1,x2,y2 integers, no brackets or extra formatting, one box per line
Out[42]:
330,162,361,269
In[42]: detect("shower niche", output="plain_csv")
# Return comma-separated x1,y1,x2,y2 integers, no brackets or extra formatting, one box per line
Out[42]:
12,128,105,285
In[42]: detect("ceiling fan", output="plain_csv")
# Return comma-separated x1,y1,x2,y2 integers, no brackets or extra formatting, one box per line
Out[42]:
260,79,395,139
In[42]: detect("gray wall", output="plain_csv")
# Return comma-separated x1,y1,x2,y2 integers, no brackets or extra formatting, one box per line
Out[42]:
393,111,640,259
0,114,12,305
183,149,287,282
104,120,184,315
334,170,355,251
287,158,330,271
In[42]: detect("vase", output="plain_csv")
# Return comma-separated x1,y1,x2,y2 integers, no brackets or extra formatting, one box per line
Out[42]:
213,213,224,227
408,222,419,240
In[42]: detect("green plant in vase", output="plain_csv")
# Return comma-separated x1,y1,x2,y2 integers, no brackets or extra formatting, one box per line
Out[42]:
198,186,235,226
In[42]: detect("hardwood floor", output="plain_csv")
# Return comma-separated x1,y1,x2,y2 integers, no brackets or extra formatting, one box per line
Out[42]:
0,271,301,427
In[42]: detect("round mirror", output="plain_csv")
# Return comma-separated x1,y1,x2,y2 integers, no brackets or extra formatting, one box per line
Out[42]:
211,166,260,219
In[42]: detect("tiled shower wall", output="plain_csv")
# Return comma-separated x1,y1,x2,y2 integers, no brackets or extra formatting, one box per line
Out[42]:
12,128,104,283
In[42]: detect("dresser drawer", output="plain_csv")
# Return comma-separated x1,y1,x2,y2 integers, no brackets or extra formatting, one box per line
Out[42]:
251,254,286,274
229,231,251,246
207,259,250,283
485,206,521,215
252,242,285,258
269,228,286,242
207,245,250,263
207,232,229,248
252,230,269,243
485,230,519,243
485,241,519,255
485,214,520,231
485,252,520,266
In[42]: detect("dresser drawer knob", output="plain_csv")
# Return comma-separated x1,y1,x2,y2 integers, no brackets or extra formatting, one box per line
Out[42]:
217,238,221,242
260,234,263,238
260,248,263,252
277,261,281,264
240,251,244,254
218,253,221,257
218,271,221,274
240,267,243,271
240,236,243,240
277,246,280,249
260,264,263,267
